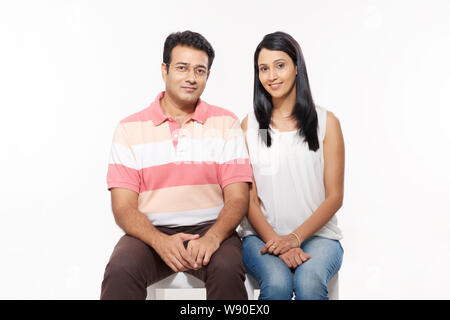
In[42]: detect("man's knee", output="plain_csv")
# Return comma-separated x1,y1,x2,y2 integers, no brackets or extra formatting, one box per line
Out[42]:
103,236,155,284
210,252,245,277
207,238,245,281
203,239,247,300
103,251,149,288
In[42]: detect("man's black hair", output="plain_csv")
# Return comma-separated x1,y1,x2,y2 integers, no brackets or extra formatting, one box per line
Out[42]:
163,30,215,71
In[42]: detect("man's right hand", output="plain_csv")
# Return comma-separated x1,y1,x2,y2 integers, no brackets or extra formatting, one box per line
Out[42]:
152,232,200,272
110,188,201,272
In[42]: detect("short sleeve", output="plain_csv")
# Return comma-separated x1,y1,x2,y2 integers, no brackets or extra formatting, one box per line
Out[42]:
218,119,253,189
106,123,140,193
316,105,328,142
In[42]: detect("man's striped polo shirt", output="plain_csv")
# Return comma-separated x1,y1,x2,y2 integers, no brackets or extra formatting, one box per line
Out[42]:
107,91,253,227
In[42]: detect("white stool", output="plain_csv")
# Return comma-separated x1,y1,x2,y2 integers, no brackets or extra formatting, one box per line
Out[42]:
146,272,339,300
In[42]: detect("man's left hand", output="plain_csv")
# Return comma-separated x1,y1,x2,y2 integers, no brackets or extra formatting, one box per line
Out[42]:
186,233,221,269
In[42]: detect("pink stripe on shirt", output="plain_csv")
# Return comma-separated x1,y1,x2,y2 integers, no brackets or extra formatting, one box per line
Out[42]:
107,91,253,227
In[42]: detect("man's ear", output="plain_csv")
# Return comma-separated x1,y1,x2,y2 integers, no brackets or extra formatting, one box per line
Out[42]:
161,62,168,82
206,70,210,80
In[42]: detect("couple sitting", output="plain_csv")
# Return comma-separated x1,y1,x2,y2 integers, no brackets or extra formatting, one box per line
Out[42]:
101,30,344,300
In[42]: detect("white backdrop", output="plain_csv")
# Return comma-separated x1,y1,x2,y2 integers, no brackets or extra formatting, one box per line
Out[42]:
1,0,449,299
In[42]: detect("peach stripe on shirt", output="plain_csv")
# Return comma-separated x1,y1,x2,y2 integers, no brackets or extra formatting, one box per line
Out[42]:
138,184,224,214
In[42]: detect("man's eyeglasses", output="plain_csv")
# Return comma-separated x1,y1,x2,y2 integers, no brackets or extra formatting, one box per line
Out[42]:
166,63,209,78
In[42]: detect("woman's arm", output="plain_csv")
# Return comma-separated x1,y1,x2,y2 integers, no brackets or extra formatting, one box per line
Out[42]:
241,116,278,243
291,110,345,245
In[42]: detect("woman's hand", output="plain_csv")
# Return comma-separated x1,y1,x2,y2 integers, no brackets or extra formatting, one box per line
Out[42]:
279,248,311,269
260,234,299,256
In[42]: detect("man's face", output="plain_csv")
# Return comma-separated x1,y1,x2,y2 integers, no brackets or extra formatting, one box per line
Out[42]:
162,45,210,106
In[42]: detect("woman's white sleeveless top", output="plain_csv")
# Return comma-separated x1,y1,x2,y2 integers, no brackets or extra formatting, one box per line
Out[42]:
238,106,343,240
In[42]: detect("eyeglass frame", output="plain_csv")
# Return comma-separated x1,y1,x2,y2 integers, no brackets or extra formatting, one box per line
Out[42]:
165,62,210,78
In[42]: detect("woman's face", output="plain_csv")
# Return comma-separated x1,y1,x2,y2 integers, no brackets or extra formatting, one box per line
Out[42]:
257,48,297,99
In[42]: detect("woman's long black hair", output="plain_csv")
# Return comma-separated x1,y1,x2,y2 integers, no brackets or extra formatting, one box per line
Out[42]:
253,31,319,151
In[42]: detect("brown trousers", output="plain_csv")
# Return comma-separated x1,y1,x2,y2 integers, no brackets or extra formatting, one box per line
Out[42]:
100,222,247,300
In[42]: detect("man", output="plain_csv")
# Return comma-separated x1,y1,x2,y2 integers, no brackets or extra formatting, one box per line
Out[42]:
101,31,252,300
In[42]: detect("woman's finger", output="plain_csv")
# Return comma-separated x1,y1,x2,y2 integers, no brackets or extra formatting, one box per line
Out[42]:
279,245,291,255
300,250,311,262
282,255,292,268
268,241,279,254
260,240,273,254
268,244,275,254
288,256,296,269
274,242,287,255
294,254,302,267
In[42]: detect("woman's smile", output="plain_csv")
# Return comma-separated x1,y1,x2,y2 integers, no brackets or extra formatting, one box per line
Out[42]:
268,82,283,90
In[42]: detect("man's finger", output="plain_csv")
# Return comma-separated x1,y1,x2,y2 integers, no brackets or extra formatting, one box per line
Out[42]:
203,249,213,266
180,245,198,269
164,257,178,273
187,242,193,256
170,256,185,272
178,252,195,270
179,233,200,243
190,243,200,265
196,247,206,266
187,244,200,269
176,242,197,269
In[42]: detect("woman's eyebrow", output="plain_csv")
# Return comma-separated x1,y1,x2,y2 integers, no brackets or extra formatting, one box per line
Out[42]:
259,59,286,66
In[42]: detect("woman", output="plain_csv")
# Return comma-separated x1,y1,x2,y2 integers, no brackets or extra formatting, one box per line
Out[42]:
239,31,344,300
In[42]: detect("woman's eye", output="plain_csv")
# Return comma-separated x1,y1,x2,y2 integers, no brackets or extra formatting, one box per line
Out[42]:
277,63,285,69
260,67,268,72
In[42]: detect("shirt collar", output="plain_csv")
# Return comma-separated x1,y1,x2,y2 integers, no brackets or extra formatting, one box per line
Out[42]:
149,91,208,126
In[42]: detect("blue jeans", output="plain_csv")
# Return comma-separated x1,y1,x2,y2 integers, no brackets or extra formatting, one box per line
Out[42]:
242,235,343,300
